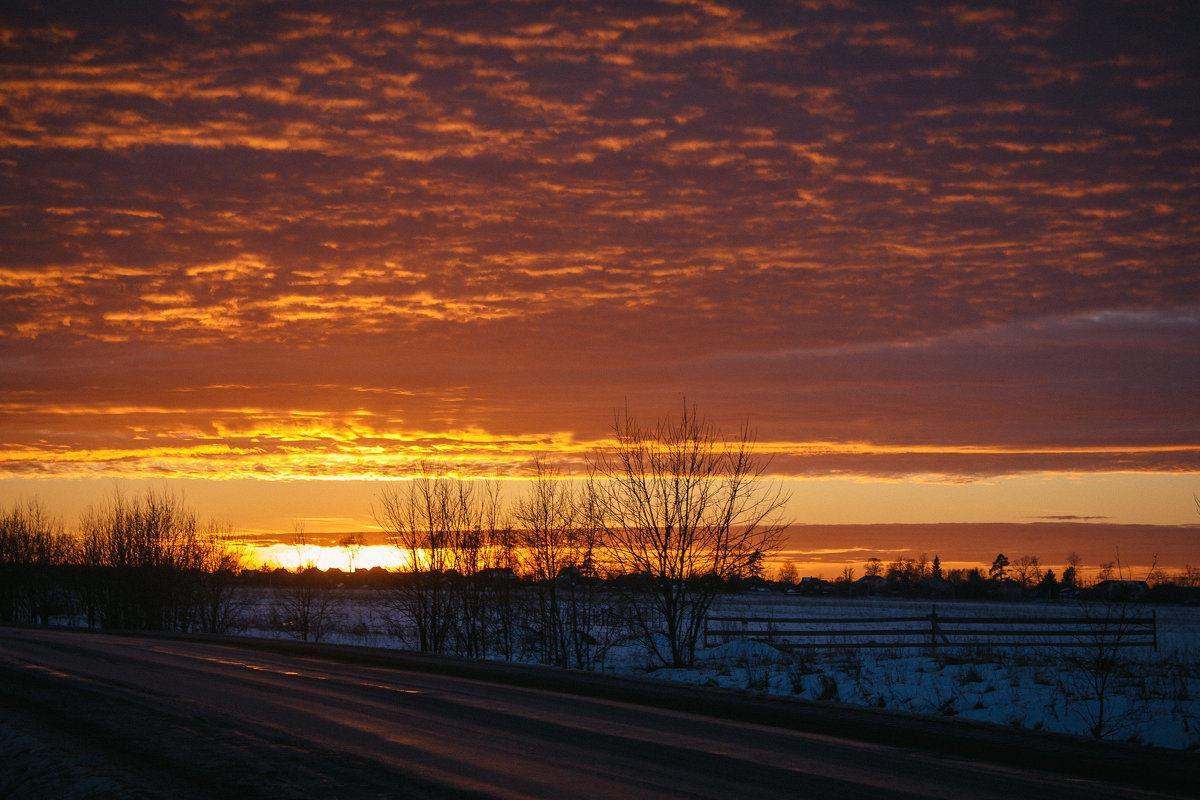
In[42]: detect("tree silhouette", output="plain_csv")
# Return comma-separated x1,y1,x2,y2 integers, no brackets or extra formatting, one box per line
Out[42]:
78,488,238,631
272,522,338,642
374,466,508,656
0,498,72,625
1012,555,1042,587
338,532,366,573
515,458,600,668
587,402,789,667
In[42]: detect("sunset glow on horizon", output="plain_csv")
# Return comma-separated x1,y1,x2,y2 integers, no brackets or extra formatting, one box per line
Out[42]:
2,1,1197,567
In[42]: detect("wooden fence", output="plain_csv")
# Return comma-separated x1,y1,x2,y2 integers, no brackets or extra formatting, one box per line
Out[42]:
703,606,1157,651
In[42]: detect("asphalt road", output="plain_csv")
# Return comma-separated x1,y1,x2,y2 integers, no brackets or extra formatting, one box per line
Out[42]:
0,628,1194,799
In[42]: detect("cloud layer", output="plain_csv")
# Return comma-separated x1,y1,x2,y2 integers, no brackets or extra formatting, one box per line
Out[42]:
1,0,1197,481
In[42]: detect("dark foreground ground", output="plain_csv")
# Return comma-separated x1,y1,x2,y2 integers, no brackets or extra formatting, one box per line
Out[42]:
1,627,1197,799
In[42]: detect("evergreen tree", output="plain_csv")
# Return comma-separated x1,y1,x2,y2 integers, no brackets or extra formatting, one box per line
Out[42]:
1036,569,1059,599
1062,565,1078,587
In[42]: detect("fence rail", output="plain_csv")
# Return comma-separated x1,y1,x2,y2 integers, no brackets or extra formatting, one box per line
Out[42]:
703,606,1157,651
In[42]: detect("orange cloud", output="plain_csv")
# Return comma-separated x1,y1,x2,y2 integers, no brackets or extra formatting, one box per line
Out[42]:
0,0,1195,501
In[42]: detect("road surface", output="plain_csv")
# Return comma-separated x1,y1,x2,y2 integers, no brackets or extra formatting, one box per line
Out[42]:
0,628,1193,799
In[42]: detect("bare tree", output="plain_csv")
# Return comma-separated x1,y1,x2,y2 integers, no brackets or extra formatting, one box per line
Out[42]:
195,525,250,634
338,532,366,574
839,565,856,598
3,491,241,632
1178,565,1200,587
1059,600,1147,739
514,458,601,668
272,522,338,642
776,561,799,585
478,495,522,662
452,479,509,659
587,402,790,667
0,498,73,624
374,466,508,656
1145,566,1170,587
375,475,456,653
1012,555,1042,588
78,488,208,631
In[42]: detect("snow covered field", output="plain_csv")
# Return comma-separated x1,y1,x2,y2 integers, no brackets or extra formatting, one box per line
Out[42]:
239,590,1200,750
656,597,1200,750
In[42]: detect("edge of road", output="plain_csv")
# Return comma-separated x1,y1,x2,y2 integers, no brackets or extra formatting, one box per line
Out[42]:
34,625,1194,795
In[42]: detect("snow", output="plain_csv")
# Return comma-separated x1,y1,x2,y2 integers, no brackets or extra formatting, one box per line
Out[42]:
671,597,1200,749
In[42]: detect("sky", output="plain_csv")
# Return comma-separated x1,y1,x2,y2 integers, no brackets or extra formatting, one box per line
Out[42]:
1,1,1198,568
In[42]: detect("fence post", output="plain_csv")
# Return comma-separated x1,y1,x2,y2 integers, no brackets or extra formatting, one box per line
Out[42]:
1152,609,1158,653
929,605,939,649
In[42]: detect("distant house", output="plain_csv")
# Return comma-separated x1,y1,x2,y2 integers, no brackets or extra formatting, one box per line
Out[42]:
989,578,1025,601
798,576,831,596
743,575,771,592
917,576,953,597
477,567,519,582
555,565,585,583
1092,580,1149,601
854,575,888,595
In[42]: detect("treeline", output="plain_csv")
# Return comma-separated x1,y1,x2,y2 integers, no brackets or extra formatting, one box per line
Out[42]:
770,551,1200,602
0,492,244,633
